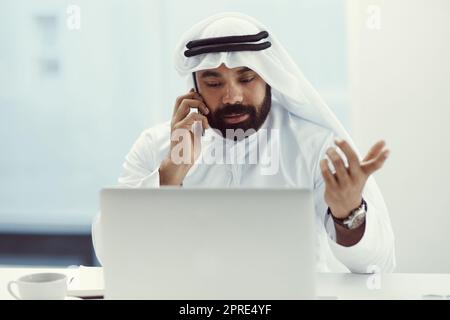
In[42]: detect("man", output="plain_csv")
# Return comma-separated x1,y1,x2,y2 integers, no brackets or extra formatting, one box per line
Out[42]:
92,12,395,273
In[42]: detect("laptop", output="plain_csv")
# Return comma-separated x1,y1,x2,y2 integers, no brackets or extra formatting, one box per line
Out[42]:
100,188,316,299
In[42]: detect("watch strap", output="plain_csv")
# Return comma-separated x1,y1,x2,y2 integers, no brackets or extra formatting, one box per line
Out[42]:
328,198,367,229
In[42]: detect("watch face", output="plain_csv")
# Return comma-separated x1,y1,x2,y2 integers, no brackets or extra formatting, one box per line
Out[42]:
349,212,366,230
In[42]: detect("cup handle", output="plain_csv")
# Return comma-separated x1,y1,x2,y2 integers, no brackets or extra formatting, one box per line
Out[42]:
7,281,21,300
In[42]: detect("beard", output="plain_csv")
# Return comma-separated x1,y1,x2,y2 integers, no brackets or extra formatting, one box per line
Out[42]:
206,85,272,139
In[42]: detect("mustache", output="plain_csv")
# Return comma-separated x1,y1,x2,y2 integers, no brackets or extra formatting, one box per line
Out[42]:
215,104,256,117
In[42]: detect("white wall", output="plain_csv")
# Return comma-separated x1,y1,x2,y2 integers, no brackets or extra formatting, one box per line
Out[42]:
347,0,450,272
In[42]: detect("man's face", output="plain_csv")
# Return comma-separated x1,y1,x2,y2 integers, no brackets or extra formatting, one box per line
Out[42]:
196,64,271,138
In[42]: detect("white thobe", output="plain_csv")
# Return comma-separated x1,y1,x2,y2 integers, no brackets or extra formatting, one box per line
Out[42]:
92,101,396,273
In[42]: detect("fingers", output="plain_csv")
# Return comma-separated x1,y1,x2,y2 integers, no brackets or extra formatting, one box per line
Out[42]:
326,147,351,187
361,148,390,176
320,159,338,189
174,112,209,131
363,140,386,162
173,90,208,115
173,98,210,125
334,139,361,176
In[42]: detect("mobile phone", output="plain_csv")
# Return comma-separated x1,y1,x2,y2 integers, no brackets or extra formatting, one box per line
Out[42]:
192,73,205,136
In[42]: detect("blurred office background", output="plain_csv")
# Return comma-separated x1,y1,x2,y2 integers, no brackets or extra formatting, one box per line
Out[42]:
0,0,448,272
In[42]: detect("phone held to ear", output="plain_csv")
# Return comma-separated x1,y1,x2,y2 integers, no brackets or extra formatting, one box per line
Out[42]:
191,75,205,136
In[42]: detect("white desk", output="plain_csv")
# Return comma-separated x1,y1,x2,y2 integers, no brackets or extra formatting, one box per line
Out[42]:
1,266,450,300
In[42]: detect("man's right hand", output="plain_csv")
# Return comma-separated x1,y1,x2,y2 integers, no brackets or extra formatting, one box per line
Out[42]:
159,89,210,186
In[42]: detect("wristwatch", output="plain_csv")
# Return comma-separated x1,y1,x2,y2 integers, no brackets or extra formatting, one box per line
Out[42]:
328,199,367,230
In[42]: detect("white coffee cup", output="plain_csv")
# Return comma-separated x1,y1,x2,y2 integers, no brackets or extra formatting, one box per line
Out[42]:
7,273,68,300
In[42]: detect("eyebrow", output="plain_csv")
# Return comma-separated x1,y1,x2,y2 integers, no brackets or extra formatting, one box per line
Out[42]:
200,67,254,79
200,70,222,78
236,67,253,74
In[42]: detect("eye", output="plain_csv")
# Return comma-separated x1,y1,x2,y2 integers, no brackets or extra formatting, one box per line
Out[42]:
206,82,222,88
240,77,254,84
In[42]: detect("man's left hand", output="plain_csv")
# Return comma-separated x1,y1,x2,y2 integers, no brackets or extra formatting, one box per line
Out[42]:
320,139,390,219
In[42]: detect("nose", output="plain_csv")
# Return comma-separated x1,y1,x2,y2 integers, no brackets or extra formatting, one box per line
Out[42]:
222,82,244,105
